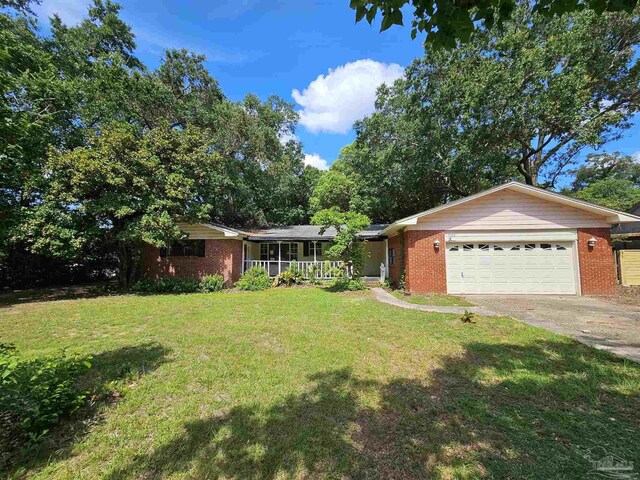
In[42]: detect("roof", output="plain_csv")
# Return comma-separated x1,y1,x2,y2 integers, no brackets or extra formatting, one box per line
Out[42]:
245,224,389,241
382,181,640,236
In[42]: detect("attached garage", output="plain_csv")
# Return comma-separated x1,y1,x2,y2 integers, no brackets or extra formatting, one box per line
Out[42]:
382,182,640,296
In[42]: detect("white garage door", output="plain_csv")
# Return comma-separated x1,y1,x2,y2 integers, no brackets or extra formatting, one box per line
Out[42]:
446,242,577,294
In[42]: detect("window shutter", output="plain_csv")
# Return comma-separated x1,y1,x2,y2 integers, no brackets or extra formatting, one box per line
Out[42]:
303,241,310,257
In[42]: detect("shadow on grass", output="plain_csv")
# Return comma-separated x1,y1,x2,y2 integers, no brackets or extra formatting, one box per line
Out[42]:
2,342,172,476
105,340,640,479
0,283,124,308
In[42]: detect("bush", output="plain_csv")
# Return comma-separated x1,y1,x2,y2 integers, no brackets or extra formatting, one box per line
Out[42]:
235,266,271,291
272,266,303,287
328,277,368,292
130,277,200,294
199,274,225,293
0,343,91,450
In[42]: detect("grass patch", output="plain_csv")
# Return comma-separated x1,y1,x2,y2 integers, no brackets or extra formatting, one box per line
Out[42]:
390,289,474,307
0,288,639,479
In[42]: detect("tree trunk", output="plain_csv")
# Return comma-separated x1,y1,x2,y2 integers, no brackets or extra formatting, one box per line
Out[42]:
117,242,143,288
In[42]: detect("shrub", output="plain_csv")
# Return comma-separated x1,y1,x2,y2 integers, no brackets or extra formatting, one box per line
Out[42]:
235,266,271,291
130,277,200,294
0,343,92,450
199,274,225,293
272,266,303,287
328,277,368,292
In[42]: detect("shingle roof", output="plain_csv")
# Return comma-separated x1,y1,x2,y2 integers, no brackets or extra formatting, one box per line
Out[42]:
245,224,388,241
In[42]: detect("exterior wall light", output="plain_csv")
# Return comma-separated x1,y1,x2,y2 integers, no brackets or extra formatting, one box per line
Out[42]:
588,237,597,247
434,239,441,249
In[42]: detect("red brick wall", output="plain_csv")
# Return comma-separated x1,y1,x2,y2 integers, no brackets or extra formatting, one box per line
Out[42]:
143,239,243,286
404,230,447,294
577,228,617,295
388,234,402,286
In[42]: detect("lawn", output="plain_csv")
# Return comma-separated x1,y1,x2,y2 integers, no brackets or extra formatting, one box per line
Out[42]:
1,287,639,479
389,290,475,307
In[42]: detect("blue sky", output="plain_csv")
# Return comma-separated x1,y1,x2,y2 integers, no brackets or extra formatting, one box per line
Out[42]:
34,0,639,175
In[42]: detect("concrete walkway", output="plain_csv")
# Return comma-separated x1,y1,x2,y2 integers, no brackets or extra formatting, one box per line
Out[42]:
370,288,495,316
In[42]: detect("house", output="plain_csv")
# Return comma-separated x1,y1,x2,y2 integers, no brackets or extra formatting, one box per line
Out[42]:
143,181,640,295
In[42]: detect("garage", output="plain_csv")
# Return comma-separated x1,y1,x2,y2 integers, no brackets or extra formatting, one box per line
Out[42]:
446,241,578,294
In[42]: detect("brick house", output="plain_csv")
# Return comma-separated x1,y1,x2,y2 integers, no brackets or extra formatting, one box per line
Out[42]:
144,182,640,295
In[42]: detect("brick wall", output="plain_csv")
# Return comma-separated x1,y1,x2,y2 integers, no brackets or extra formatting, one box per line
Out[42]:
577,228,617,295
143,239,243,286
404,230,447,294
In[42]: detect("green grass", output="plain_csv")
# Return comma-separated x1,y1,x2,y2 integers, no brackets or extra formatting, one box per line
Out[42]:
1,287,639,479
389,289,475,307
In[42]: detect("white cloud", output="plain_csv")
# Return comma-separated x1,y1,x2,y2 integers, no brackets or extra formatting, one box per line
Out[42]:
278,131,299,145
292,59,404,134
633,151,640,163
34,0,89,24
304,154,329,170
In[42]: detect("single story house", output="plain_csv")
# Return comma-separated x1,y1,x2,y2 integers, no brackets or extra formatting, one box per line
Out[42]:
143,181,640,296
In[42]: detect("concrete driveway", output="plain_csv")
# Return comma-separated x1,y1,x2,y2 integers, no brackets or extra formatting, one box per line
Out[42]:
463,295,640,363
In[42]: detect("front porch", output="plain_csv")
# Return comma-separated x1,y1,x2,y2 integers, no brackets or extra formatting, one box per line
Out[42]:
242,239,387,281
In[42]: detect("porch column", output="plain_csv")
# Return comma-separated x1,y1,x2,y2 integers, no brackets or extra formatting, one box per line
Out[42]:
278,241,282,275
313,241,317,263
242,241,246,273
384,238,389,279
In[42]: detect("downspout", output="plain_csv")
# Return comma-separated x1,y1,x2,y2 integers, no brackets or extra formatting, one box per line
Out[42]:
399,227,406,290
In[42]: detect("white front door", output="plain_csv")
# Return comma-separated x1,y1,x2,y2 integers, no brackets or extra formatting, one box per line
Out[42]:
446,242,577,294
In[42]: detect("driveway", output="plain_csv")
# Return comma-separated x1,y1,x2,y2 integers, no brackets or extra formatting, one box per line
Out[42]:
463,295,640,363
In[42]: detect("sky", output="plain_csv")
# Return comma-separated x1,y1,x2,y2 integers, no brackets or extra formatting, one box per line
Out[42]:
33,0,640,176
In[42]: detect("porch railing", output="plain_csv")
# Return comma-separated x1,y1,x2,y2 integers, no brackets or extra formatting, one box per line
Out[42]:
243,260,346,279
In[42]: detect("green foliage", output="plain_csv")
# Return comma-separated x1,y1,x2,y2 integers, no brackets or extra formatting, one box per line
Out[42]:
130,277,201,294
0,343,92,449
346,4,640,222
327,277,368,291
574,178,640,211
460,310,475,323
199,274,226,293
235,267,272,291
350,0,637,48
272,265,304,287
312,207,371,278
310,170,353,213
569,152,640,191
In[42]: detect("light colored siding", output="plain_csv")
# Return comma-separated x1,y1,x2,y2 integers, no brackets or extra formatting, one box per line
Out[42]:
177,223,240,239
410,190,609,231
620,250,640,286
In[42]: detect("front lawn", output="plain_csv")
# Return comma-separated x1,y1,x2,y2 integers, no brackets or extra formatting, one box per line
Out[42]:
1,288,639,479
390,289,475,307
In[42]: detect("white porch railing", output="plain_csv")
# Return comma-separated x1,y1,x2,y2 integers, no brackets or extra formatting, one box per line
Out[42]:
243,260,345,279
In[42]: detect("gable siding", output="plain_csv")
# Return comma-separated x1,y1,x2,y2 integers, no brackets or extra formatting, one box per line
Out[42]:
409,190,609,231
177,223,239,239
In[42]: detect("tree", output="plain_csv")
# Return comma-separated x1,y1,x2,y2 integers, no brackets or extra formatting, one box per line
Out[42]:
345,4,640,222
349,0,638,48
310,170,353,213
574,178,640,211
569,152,640,192
311,208,371,278
21,124,226,287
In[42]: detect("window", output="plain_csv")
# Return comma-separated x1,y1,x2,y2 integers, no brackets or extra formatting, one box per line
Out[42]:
463,244,474,251
556,244,567,251
525,243,535,251
389,248,396,266
448,245,459,252
479,244,490,251
511,245,521,251
541,243,552,251
260,243,269,260
160,240,205,257
493,245,503,251
303,241,323,258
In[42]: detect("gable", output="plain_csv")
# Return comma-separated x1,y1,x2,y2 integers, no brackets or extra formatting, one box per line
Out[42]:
178,223,244,239
410,189,610,231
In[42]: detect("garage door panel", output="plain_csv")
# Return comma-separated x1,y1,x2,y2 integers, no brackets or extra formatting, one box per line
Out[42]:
446,242,576,295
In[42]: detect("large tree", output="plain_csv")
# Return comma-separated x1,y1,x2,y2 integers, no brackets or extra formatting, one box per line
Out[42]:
349,0,637,47
343,4,640,222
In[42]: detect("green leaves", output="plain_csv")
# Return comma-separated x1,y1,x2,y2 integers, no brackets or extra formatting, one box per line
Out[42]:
350,0,638,47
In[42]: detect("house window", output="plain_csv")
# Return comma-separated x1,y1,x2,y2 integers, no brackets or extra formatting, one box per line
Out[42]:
448,245,459,252
260,243,269,260
493,245,503,251
389,248,396,266
556,244,567,250
160,240,205,257
525,243,535,251
463,244,474,251
479,244,490,251
303,241,323,258
541,243,552,251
